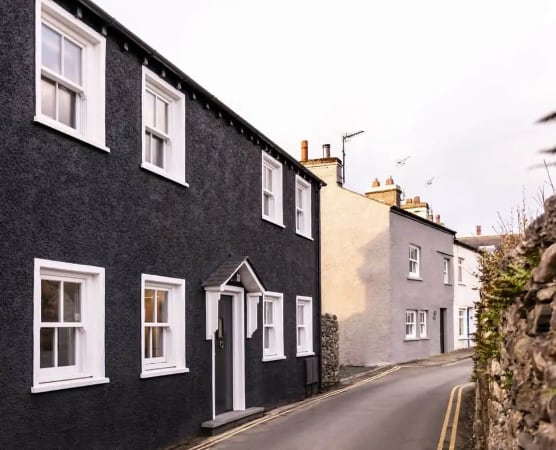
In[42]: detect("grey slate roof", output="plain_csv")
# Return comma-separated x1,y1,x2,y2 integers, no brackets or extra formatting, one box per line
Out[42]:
202,256,265,293
458,235,504,250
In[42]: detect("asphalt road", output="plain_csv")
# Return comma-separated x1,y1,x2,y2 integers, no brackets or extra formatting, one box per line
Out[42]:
202,359,473,450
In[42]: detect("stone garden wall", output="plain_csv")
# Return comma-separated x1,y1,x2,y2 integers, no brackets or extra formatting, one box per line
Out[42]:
321,313,340,387
475,196,556,449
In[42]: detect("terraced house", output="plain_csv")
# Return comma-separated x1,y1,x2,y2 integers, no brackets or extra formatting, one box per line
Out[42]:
0,1,322,447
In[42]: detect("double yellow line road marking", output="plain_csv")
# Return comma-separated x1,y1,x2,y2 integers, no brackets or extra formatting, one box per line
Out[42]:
437,382,474,450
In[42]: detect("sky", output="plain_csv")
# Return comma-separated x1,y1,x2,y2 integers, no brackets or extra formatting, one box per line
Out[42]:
94,0,556,236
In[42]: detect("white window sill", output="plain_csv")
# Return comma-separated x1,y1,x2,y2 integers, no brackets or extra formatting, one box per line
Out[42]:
295,231,313,241
458,283,466,286
31,376,109,394
34,116,110,153
444,283,453,286
296,351,315,358
262,354,287,362
140,367,189,379
262,216,285,228
403,337,419,341
407,275,423,281
141,163,189,187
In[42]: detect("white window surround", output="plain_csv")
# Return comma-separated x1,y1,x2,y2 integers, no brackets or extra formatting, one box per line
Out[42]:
408,245,421,279
140,274,188,378
261,153,284,227
262,291,285,361
457,258,464,284
295,176,312,239
443,257,451,284
405,310,417,340
296,296,314,356
35,0,108,152
419,310,428,338
141,67,187,187
32,258,109,393
458,308,467,337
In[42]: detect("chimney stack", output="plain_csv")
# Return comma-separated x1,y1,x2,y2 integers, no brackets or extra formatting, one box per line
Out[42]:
322,144,331,158
365,176,401,207
435,214,441,224
300,140,308,162
476,225,482,236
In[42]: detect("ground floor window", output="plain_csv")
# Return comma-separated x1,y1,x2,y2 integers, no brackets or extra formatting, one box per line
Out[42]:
296,296,314,356
263,292,285,361
405,310,417,339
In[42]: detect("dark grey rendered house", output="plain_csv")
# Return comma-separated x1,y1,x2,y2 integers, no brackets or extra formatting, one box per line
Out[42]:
0,0,323,447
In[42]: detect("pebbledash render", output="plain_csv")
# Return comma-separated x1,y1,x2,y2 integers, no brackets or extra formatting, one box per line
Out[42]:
301,141,457,367
0,0,323,447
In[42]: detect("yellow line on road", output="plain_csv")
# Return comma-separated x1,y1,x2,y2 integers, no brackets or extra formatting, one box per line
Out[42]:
437,384,459,450
449,382,474,450
187,366,401,450
437,382,474,450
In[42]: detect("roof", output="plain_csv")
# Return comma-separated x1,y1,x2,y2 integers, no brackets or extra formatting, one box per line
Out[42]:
457,235,504,250
202,256,265,293
390,206,456,235
454,238,480,253
73,0,324,187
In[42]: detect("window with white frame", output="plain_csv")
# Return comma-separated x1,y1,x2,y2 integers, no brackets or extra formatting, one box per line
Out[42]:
419,310,428,337
33,259,108,393
295,176,312,238
296,296,313,356
458,258,464,284
142,67,186,186
262,153,283,226
409,245,420,278
141,274,187,378
36,0,107,149
458,308,466,337
405,310,417,339
262,292,285,361
443,257,451,284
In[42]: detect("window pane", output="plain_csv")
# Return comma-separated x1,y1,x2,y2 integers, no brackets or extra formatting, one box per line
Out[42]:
264,167,273,191
144,327,151,358
145,91,155,128
40,328,55,368
63,38,82,85
41,77,56,119
152,327,164,358
264,301,273,325
298,327,305,348
58,327,76,366
42,24,61,73
296,187,303,207
297,305,304,326
58,85,76,128
296,210,304,232
152,135,164,168
41,280,59,322
157,290,168,323
264,327,270,349
144,289,155,322
145,132,152,163
263,193,273,217
63,282,81,322
156,97,168,133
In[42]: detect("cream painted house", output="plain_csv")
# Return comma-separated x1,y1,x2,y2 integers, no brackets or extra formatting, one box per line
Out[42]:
301,142,456,366
453,241,479,349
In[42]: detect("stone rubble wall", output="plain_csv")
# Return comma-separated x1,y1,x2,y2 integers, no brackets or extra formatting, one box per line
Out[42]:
475,196,556,450
321,313,340,387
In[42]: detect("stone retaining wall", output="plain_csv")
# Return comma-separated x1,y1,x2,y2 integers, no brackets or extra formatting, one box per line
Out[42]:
321,313,340,387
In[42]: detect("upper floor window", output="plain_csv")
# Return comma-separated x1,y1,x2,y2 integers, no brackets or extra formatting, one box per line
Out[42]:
36,0,107,150
142,67,186,186
443,257,451,284
32,259,109,393
262,292,285,361
261,153,283,226
296,296,314,356
295,176,312,239
405,310,416,339
457,257,464,283
141,274,188,378
408,245,420,278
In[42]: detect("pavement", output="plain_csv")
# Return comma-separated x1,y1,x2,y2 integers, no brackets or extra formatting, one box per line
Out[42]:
177,348,475,450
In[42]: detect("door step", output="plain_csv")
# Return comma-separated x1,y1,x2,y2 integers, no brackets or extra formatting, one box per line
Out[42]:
201,407,265,436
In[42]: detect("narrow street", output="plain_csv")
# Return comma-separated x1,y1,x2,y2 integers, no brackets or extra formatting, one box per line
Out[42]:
192,358,472,450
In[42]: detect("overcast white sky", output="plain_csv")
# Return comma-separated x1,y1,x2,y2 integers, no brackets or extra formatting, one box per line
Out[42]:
95,0,556,235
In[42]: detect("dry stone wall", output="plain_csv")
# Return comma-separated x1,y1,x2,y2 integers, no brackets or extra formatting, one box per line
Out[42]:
475,196,556,450
321,313,340,387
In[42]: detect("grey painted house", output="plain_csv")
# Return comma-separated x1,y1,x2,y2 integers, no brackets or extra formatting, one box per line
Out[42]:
0,0,322,447
301,148,455,366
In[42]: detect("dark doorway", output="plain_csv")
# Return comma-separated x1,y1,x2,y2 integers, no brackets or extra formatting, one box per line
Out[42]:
439,308,447,353
215,295,234,415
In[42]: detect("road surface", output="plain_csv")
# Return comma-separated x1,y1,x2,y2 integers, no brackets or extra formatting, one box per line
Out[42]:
193,358,473,450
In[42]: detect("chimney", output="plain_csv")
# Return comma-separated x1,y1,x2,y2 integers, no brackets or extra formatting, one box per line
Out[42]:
385,176,394,186
300,140,308,162
365,176,402,207
476,225,482,236
435,214,441,224
322,144,331,158
372,178,380,188
414,195,421,204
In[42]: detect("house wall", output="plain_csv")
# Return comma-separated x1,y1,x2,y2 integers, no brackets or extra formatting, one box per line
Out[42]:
453,244,479,349
389,211,455,362
303,161,392,366
0,1,320,448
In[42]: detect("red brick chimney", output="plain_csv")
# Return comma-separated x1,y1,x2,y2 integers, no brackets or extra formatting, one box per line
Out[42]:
300,140,308,162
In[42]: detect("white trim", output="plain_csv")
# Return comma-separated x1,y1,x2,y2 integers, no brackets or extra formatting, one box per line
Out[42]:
261,153,284,227
140,274,187,378
409,244,420,278
246,294,260,339
404,310,417,339
36,0,106,148
262,291,285,361
296,296,313,356
32,258,108,393
295,176,312,239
